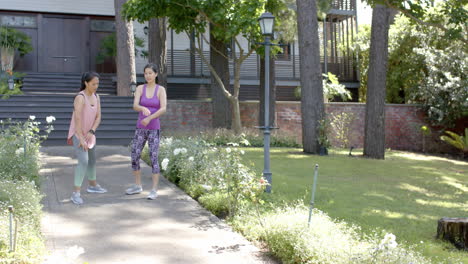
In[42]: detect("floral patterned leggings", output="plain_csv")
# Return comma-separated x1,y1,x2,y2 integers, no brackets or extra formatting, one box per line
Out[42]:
131,128,160,174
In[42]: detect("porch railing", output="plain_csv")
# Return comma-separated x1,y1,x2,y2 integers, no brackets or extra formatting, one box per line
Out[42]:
166,50,358,82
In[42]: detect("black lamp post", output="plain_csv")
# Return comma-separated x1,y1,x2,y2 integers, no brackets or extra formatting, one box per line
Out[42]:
258,12,275,193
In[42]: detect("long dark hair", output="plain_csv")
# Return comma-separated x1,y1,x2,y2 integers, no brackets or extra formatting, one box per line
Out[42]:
144,63,159,84
80,71,100,91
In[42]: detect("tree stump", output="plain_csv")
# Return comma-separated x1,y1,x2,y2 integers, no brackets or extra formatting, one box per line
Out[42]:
436,217,468,250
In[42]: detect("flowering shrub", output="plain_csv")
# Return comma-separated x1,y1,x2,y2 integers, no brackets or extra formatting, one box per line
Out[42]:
0,116,54,263
0,116,55,185
0,180,45,263
144,137,267,217
232,203,454,264
195,128,301,148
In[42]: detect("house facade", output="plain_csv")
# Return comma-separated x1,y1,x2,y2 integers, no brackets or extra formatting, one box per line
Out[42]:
0,0,359,101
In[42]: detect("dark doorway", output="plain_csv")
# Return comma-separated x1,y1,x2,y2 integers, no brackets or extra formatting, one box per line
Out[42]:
40,17,86,73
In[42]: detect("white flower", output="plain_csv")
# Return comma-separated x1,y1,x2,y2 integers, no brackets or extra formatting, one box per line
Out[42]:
226,147,231,153
15,148,24,156
161,158,169,171
188,156,194,161
173,148,181,156
46,115,56,123
29,115,35,120
201,184,212,191
240,150,245,155
378,233,398,250
240,139,250,146
181,148,187,154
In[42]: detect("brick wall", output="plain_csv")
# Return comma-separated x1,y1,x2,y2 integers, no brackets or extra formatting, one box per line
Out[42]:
165,100,432,151
161,100,213,131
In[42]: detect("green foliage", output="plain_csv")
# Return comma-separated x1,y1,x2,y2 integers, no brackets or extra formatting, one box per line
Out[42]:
294,72,351,102
198,191,230,218
0,118,52,263
240,147,468,262
0,71,25,98
0,26,33,56
317,118,330,148
0,117,55,185
124,0,265,44
440,128,468,153
196,128,301,148
411,37,467,127
142,137,267,218
95,33,147,64
354,8,467,127
0,180,45,263
233,204,432,264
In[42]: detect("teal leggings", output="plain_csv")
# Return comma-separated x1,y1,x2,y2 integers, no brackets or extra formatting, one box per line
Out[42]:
72,135,96,187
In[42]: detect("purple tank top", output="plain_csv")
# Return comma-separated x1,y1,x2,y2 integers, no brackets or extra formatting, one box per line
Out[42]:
137,84,161,129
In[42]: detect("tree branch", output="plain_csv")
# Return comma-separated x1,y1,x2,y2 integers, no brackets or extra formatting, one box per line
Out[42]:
200,31,230,60
195,32,233,99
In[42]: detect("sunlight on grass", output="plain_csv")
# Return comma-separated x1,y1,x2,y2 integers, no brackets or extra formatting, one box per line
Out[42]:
241,147,468,262
441,176,468,192
363,192,395,201
364,208,435,221
398,183,439,197
391,152,467,165
415,199,468,211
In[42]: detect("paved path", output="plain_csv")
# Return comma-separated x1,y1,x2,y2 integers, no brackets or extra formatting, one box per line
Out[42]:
40,146,277,264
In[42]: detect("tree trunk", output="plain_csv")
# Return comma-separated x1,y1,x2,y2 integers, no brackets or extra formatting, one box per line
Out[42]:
363,5,393,159
210,25,232,129
437,217,468,250
231,52,242,134
114,0,136,96
148,17,167,88
296,0,325,154
259,56,276,127
231,97,242,134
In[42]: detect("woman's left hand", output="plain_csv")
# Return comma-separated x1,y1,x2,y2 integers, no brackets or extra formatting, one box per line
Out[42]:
85,131,94,141
141,116,151,126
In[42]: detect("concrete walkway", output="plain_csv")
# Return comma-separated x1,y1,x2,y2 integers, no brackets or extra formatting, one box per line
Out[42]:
40,146,277,264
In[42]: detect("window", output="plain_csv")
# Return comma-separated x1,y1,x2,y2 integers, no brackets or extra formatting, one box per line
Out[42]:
0,15,37,28
91,20,115,32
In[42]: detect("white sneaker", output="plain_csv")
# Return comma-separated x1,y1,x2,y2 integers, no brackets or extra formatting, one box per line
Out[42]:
147,189,158,200
87,184,107,193
71,192,83,205
126,184,143,195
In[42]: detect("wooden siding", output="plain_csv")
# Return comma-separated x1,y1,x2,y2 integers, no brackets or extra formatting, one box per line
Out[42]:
0,0,114,16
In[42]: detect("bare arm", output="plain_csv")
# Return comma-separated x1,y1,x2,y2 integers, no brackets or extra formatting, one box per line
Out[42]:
73,95,88,150
91,94,101,131
133,85,150,115
147,86,167,120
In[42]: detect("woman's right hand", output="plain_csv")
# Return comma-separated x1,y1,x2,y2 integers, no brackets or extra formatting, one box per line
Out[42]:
141,107,151,116
79,137,89,151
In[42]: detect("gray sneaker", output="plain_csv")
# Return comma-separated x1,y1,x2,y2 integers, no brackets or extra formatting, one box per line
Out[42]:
87,184,107,193
147,189,158,200
126,184,143,195
71,192,83,205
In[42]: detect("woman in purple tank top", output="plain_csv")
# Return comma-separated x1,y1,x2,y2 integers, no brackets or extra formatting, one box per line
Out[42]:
126,63,167,200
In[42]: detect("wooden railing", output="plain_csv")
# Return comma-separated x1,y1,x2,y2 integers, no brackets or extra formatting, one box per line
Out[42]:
166,50,358,82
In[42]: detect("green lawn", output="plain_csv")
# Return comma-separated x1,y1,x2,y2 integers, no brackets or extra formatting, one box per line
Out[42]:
241,147,468,263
